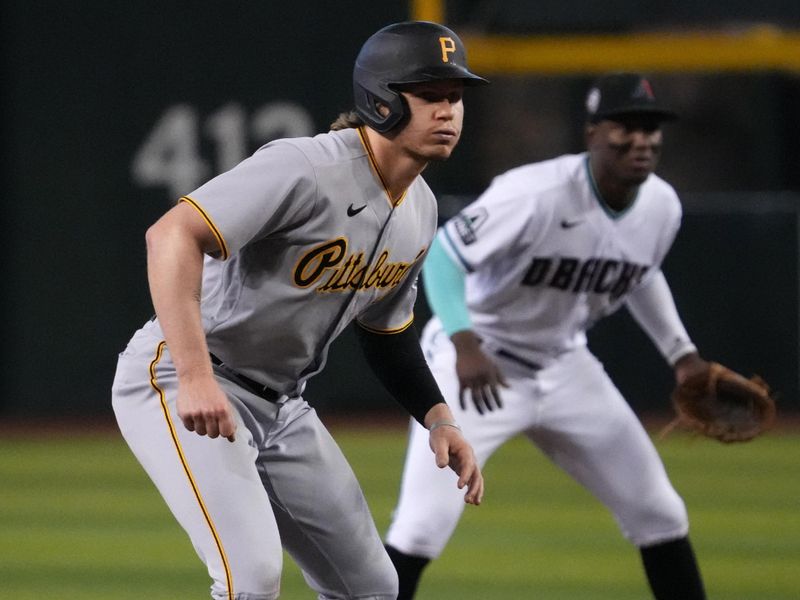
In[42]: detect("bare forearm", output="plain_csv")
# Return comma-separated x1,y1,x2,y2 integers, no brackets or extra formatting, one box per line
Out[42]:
146,224,212,380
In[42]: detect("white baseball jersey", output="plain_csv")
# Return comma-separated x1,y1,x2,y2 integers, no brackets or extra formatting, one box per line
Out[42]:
438,152,689,367
143,126,436,396
386,152,695,561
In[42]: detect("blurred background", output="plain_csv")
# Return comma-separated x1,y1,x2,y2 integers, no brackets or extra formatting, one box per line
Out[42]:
2,0,798,423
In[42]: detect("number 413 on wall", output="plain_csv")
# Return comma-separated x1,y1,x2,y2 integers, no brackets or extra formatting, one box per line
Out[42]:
131,101,315,203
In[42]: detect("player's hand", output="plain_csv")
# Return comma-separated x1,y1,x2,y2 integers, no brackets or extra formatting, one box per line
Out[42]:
425,404,484,505
429,423,483,505
176,374,237,442
673,351,710,385
451,331,509,415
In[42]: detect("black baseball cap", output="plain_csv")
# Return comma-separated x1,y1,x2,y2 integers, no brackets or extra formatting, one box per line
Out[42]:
585,73,677,124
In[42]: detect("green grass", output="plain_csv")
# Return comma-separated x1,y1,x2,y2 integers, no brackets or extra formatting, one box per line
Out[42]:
0,424,798,599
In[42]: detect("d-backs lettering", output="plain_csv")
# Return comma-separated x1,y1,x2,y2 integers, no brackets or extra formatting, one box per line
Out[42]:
294,238,426,293
522,256,649,300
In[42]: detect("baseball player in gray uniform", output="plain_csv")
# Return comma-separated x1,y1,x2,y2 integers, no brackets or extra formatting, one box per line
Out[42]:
385,74,708,599
111,21,487,600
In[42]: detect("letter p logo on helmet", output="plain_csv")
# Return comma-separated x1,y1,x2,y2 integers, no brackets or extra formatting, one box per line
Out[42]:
439,37,456,62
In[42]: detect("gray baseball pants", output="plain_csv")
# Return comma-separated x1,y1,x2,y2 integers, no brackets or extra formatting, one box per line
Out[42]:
112,327,397,599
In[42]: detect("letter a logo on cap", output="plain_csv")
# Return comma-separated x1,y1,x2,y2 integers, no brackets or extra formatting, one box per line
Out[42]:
636,78,655,99
439,37,456,62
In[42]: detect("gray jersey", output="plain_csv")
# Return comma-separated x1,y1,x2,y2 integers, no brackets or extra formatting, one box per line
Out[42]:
145,127,437,396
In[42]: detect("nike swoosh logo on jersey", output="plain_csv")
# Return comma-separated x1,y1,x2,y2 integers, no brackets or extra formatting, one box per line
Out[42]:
347,204,367,217
560,219,583,229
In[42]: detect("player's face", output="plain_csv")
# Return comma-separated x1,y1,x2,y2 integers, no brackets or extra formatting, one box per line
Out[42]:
392,80,465,162
587,115,663,186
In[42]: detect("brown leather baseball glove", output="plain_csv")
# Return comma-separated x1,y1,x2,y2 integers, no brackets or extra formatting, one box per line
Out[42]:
663,362,776,443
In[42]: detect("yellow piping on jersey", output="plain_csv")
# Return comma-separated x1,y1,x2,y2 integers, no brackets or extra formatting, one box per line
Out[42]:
357,315,414,335
357,127,409,208
148,341,234,600
180,196,231,260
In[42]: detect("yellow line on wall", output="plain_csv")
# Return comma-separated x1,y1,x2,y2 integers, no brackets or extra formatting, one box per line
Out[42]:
409,3,800,74
410,0,444,24
462,27,800,74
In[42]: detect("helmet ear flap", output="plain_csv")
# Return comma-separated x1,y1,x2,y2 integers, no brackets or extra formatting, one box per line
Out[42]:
353,72,406,133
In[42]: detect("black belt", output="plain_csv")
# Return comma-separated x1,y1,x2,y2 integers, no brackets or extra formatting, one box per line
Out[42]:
496,348,542,371
209,353,281,403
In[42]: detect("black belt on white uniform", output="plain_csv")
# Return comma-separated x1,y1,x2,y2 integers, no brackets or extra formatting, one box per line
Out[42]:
495,348,543,371
209,353,281,403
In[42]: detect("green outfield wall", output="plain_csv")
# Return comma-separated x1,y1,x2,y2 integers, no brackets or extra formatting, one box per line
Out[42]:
2,2,798,417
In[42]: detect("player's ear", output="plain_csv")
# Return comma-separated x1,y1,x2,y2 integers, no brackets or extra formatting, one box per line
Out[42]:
376,101,391,118
584,123,595,146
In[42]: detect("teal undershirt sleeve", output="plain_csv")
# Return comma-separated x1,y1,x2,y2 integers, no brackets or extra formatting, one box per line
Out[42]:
422,234,472,336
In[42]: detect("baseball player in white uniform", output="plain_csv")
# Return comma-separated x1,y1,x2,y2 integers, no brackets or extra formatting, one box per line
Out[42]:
111,22,488,600
385,74,708,599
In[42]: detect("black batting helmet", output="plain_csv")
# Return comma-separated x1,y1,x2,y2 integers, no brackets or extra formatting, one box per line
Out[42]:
353,21,488,133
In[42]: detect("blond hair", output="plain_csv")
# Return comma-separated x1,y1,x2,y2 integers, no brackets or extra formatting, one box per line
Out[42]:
329,110,364,131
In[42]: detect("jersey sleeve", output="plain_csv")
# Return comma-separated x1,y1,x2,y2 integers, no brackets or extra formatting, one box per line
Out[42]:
356,256,425,334
639,182,683,285
438,175,534,273
625,269,697,365
181,141,317,259
421,233,471,336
